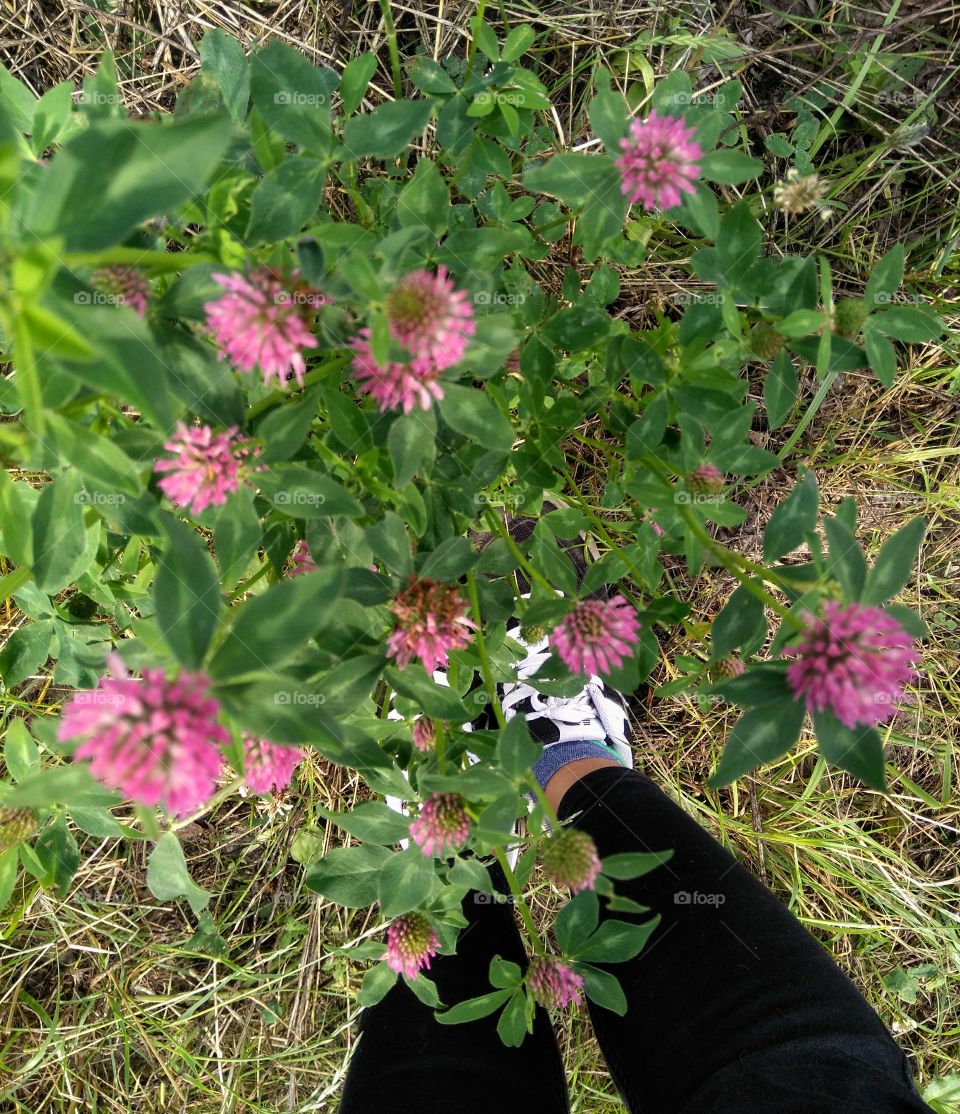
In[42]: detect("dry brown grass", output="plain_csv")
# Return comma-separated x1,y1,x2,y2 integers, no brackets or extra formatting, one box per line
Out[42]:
1,0,959,1110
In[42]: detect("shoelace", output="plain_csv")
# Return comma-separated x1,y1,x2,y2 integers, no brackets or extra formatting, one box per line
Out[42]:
502,680,606,733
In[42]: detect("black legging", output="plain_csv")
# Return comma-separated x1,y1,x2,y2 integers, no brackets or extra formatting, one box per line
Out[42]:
339,767,931,1113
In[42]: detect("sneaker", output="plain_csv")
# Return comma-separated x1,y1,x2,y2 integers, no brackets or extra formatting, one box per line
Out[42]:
387,511,634,859
491,616,634,770
471,510,635,767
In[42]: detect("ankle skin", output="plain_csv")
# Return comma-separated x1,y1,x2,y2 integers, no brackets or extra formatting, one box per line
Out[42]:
544,757,620,812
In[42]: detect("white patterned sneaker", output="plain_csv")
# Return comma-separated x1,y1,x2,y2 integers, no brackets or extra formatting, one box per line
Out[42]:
480,615,634,770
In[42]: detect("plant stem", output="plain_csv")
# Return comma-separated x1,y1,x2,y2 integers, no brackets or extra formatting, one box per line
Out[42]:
465,0,487,82
572,429,625,457
378,0,404,101
7,306,44,439
243,355,349,422
638,455,808,626
469,527,576,833
774,368,839,467
0,565,31,605
227,561,271,601
465,569,561,946
435,719,446,776
675,503,806,629
64,249,215,271
481,507,557,596
555,462,647,605
465,570,505,728
493,845,543,949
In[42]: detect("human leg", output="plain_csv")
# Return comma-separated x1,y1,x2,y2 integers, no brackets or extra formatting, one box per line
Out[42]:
339,860,569,1114
556,765,931,1114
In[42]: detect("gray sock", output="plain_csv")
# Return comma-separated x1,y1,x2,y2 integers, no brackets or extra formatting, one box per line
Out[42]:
532,739,624,790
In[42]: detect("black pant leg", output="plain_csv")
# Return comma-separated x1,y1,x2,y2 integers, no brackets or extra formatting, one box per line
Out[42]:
339,864,569,1114
558,766,931,1114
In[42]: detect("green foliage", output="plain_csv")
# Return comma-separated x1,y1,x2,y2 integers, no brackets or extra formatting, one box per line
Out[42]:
555,888,600,952
712,586,767,658
207,566,344,679
763,472,819,561
358,962,398,1007
344,100,433,159
812,712,885,790
709,700,807,787
573,916,660,963
146,832,212,914
21,813,79,897
377,847,437,917
0,16,937,1043
199,28,250,123
863,517,926,605
923,1072,960,1114
436,989,511,1025
154,517,223,668
305,844,393,906
28,115,233,250
580,964,628,1015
